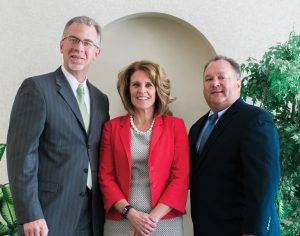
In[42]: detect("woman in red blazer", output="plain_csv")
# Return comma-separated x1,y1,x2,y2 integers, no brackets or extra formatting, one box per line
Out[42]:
99,60,189,236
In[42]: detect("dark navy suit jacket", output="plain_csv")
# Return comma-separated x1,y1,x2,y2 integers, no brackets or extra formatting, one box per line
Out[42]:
189,98,281,236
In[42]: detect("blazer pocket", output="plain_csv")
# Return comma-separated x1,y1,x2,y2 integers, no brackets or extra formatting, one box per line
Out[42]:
38,181,59,193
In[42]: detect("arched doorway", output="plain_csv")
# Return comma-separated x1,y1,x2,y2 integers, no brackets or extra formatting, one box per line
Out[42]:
89,12,216,235
90,12,216,128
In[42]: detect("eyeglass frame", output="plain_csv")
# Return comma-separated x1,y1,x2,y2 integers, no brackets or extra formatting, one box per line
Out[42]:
62,35,100,49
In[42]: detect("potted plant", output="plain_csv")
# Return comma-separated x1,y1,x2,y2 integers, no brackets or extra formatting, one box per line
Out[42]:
241,32,300,236
0,144,17,236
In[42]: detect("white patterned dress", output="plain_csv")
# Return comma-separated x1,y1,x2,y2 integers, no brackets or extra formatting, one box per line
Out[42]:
103,127,183,236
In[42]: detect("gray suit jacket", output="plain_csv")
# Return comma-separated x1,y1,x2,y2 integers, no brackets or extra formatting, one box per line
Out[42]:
7,67,109,235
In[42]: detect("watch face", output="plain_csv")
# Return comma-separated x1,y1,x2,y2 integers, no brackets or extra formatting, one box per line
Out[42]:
121,205,133,219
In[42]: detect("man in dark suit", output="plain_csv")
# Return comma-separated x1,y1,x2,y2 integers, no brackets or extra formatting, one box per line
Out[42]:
189,55,281,236
7,16,109,236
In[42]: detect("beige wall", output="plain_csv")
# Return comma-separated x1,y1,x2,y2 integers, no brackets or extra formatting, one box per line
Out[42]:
89,13,215,126
1,0,299,234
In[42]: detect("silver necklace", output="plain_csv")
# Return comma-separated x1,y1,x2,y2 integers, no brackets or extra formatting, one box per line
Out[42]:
130,115,155,135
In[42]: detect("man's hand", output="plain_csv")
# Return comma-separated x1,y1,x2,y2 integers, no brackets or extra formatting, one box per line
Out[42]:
23,219,48,236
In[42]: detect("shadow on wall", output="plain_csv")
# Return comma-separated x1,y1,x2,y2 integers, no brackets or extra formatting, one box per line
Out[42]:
89,12,216,129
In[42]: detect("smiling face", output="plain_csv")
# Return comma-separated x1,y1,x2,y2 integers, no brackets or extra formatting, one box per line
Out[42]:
203,59,241,112
60,22,100,82
129,70,156,114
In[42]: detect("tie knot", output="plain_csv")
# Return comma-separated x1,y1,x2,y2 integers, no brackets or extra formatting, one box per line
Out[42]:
209,112,218,125
76,84,84,96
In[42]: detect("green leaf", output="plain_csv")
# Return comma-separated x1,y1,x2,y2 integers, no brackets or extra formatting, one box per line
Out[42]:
242,31,300,236
0,188,3,202
0,144,6,162
1,185,13,205
0,221,9,235
0,200,17,229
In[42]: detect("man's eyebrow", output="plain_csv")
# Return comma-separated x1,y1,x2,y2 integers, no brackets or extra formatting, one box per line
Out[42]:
204,75,213,80
69,35,94,42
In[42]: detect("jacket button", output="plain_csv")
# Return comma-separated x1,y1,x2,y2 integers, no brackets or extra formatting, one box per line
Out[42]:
80,192,85,197
83,168,88,173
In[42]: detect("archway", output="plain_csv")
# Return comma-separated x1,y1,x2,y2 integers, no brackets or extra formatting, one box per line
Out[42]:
90,12,216,129
89,12,216,235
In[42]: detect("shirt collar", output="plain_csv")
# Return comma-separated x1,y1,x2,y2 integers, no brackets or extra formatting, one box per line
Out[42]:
208,106,230,119
61,65,88,93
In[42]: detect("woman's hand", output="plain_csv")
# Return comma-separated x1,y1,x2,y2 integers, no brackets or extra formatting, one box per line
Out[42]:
129,227,140,236
127,208,157,236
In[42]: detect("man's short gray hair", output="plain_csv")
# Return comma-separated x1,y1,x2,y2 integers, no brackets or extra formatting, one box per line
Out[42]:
62,16,102,47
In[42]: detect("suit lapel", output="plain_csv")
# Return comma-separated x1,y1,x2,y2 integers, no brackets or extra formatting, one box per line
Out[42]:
191,114,209,154
119,115,131,168
149,116,163,157
87,81,98,138
87,82,94,138
189,114,208,172
55,68,86,134
198,99,243,164
119,115,163,167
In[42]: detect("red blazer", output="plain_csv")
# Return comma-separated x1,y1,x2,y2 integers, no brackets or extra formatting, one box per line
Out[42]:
99,114,190,220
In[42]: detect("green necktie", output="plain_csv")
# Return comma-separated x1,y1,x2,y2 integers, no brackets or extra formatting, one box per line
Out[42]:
76,84,90,132
76,84,92,189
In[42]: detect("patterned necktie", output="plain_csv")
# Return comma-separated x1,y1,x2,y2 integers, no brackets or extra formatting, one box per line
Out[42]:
197,112,218,155
76,84,92,189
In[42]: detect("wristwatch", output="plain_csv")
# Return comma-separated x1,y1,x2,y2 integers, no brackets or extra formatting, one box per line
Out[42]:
121,205,133,219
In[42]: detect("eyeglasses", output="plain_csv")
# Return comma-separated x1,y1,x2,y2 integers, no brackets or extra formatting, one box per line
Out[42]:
62,36,99,49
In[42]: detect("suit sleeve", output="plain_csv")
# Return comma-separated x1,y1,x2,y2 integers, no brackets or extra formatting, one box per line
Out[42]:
6,79,46,224
158,119,190,213
240,112,280,234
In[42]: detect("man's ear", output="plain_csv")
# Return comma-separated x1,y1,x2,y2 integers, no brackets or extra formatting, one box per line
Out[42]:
94,48,101,60
237,79,242,89
60,41,63,53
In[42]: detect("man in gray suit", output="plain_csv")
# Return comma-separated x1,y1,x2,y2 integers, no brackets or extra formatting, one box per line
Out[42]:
7,16,109,236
